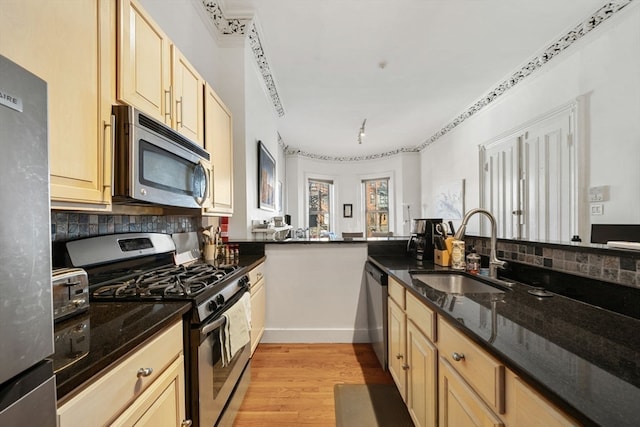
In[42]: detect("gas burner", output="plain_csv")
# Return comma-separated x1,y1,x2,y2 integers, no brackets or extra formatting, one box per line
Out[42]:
90,262,241,300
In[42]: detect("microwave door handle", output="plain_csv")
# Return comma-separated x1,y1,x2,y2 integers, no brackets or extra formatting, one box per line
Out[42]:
194,160,209,207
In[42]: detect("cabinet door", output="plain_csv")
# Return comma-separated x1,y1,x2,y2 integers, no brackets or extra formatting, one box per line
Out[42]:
407,321,437,427
172,47,204,146
250,277,266,356
204,83,234,215
506,374,579,427
388,298,407,400
118,0,171,125
111,355,187,427
439,358,504,427
0,0,113,208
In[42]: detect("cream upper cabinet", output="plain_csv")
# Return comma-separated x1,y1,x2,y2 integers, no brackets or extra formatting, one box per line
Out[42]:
204,83,234,215
0,0,114,209
173,47,204,145
118,0,204,146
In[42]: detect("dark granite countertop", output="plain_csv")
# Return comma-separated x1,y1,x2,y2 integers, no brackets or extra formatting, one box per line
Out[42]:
54,301,190,401
368,255,640,427
53,255,266,402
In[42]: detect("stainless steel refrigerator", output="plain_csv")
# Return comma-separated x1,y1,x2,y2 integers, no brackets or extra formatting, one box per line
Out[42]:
0,55,57,425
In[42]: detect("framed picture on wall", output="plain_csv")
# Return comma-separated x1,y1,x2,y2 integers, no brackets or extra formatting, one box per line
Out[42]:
343,204,353,218
258,141,276,211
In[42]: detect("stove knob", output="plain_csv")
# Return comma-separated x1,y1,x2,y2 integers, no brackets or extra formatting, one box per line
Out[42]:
215,294,225,306
208,300,219,311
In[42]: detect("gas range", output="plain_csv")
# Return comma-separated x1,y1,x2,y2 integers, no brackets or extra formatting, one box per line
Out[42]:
62,233,248,324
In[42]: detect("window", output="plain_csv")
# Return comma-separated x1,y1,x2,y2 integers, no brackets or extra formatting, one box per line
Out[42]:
308,179,333,238
364,178,389,237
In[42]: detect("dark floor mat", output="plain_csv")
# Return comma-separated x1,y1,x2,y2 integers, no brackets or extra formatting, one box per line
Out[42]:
334,384,414,427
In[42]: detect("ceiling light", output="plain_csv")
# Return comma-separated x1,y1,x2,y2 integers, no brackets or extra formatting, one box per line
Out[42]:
358,118,367,144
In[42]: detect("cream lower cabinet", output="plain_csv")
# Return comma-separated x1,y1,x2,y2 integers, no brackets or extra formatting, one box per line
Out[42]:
387,277,578,426
1,0,114,209
387,278,437,427
249,262,266,356
439,357,504,427
57,321,189,427
118,0,204,146
203,83,234,215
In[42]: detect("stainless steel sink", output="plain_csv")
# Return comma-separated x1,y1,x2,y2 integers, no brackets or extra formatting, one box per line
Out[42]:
411,273,505,294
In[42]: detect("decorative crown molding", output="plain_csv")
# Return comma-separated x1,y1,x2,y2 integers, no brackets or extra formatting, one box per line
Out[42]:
201,1,285,117
248,23,285,117
415,0,634,151
202,1,250,36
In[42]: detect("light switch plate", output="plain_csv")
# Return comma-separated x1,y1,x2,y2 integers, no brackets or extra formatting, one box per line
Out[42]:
591,204,604,216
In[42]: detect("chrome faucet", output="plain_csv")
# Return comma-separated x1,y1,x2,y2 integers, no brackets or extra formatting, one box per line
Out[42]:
454,208,508,279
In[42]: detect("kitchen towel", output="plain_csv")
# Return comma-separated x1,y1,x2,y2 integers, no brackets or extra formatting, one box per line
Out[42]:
220,292,251,366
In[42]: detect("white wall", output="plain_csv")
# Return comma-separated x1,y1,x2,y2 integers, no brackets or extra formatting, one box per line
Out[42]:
421,3,640,238
263,243,369,343
285,152,420,237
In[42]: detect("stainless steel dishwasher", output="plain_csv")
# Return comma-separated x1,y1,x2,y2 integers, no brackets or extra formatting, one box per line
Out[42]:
365,261,388,370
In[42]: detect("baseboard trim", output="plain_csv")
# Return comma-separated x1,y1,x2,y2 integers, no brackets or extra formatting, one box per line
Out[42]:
262,328,370,343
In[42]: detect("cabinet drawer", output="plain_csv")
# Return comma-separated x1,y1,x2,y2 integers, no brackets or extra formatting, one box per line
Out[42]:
249,262,265,289
58,321,183,426
388,277,405,308
406,291,436,341
438,318,505,414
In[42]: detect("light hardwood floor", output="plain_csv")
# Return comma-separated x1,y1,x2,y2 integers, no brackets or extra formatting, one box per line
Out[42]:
234,343,394,427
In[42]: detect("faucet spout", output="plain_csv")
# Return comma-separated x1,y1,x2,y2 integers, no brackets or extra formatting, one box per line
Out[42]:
453,208,508,279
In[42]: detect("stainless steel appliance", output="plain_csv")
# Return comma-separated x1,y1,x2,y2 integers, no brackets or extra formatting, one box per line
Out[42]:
406,218,442,261
365,261,388,370
52,268,89,322
112,105,212,209
0,55,57,426
63,233,251,427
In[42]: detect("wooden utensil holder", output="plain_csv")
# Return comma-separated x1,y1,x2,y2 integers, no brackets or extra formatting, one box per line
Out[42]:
434,249,451,267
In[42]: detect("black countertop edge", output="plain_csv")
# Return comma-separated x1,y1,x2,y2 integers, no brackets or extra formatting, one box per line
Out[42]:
55,301,191,402
54,255,266,402
367,255,640,427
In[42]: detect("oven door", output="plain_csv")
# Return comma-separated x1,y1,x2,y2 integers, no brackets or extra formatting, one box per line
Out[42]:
194,293,251,427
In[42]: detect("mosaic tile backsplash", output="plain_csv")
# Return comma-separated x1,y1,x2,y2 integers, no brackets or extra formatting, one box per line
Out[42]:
467,237,640,289
51,211,199,242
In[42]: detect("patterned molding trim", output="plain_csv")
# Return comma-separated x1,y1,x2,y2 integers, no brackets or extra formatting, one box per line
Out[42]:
202,1,250,35
415,0,634,151
201,1,285,117
248,24,285,117
284,146,420,162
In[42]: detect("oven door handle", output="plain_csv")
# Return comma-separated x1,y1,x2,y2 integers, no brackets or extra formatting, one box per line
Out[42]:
201,315,227,336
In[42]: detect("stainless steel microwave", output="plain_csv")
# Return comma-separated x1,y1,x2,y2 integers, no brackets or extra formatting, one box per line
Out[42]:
112,105,212,209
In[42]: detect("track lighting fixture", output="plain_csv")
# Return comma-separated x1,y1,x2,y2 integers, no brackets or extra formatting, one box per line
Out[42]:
358,118,367,144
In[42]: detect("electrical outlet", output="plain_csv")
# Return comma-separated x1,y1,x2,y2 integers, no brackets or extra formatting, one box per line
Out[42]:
591,204,604,216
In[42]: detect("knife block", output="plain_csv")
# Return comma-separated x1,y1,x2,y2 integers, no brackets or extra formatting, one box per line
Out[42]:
434,249,451,267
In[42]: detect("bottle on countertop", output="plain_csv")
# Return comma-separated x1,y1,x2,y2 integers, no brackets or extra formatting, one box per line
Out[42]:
466,247,481,275
451,240,466,270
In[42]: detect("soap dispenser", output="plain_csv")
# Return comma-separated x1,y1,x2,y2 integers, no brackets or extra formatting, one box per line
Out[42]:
466,247,481,275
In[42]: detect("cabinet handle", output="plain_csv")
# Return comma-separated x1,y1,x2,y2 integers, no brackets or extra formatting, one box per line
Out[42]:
396,353,403,360
176,96,183,126
181,420,193,427
452,352,465,362
164,88,172,120
402,364,409,371
137,367,154,377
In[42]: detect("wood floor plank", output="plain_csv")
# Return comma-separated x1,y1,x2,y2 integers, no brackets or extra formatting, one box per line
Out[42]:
233,343,394,426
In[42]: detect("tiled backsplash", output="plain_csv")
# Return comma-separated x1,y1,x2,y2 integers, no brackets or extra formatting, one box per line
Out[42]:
51,211,199,242
467,237,640,288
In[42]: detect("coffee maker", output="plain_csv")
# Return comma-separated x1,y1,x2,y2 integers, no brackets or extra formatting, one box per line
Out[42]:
407,218,442,261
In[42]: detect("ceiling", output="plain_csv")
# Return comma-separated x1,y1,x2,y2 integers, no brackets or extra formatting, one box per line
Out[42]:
222,0,607,158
